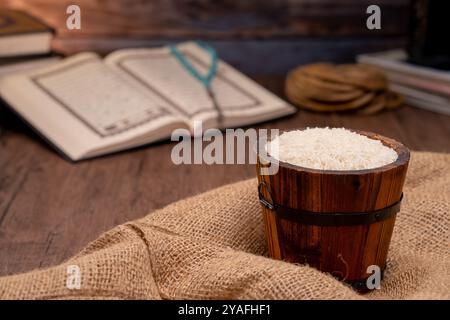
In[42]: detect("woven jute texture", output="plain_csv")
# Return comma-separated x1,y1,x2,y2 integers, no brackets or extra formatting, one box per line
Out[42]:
0,151,449,299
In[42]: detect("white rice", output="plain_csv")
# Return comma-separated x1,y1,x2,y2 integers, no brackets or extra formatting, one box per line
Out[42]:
267,127,398,170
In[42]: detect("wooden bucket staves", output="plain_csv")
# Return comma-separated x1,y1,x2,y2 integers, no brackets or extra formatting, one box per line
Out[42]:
256,131,410,292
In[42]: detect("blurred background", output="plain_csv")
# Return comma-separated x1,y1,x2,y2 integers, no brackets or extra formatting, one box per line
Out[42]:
2,0,410,75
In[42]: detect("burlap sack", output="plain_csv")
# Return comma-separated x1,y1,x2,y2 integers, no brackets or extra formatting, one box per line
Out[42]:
0,151,449,299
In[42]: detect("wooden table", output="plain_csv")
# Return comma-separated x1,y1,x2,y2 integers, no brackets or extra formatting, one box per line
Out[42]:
0,75,449,277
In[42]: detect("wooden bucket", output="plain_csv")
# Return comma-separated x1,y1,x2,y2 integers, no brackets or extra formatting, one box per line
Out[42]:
256,130,410,292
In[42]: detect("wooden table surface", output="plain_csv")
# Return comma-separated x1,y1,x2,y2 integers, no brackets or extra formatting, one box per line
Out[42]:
0,75,449,277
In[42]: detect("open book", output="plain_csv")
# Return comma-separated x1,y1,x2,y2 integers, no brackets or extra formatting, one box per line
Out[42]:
0,42,295,161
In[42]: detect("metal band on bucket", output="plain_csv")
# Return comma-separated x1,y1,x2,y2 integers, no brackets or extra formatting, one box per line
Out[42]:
258,181,402,226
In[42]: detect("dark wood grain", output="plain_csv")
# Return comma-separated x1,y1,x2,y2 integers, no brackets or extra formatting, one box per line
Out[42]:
3,0,410,38
256,131,410,290
0,75,449,277
1,1,410,74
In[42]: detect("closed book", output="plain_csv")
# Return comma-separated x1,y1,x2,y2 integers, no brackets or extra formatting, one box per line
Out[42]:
0,9,53,58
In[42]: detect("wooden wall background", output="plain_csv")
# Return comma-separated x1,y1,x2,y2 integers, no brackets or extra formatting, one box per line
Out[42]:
2,0,411,74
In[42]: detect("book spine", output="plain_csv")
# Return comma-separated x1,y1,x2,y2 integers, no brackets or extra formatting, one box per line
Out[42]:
386,71,450,98
357,55,450,84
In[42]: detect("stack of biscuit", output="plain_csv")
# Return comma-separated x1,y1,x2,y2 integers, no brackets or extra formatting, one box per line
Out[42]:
285,63,403,115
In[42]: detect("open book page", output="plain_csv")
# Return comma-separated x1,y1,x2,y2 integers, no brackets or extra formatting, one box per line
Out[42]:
0,52,187,160
105,42,296,131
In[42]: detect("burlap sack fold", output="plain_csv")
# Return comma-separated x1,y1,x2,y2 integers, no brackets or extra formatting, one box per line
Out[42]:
0,152,449,300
